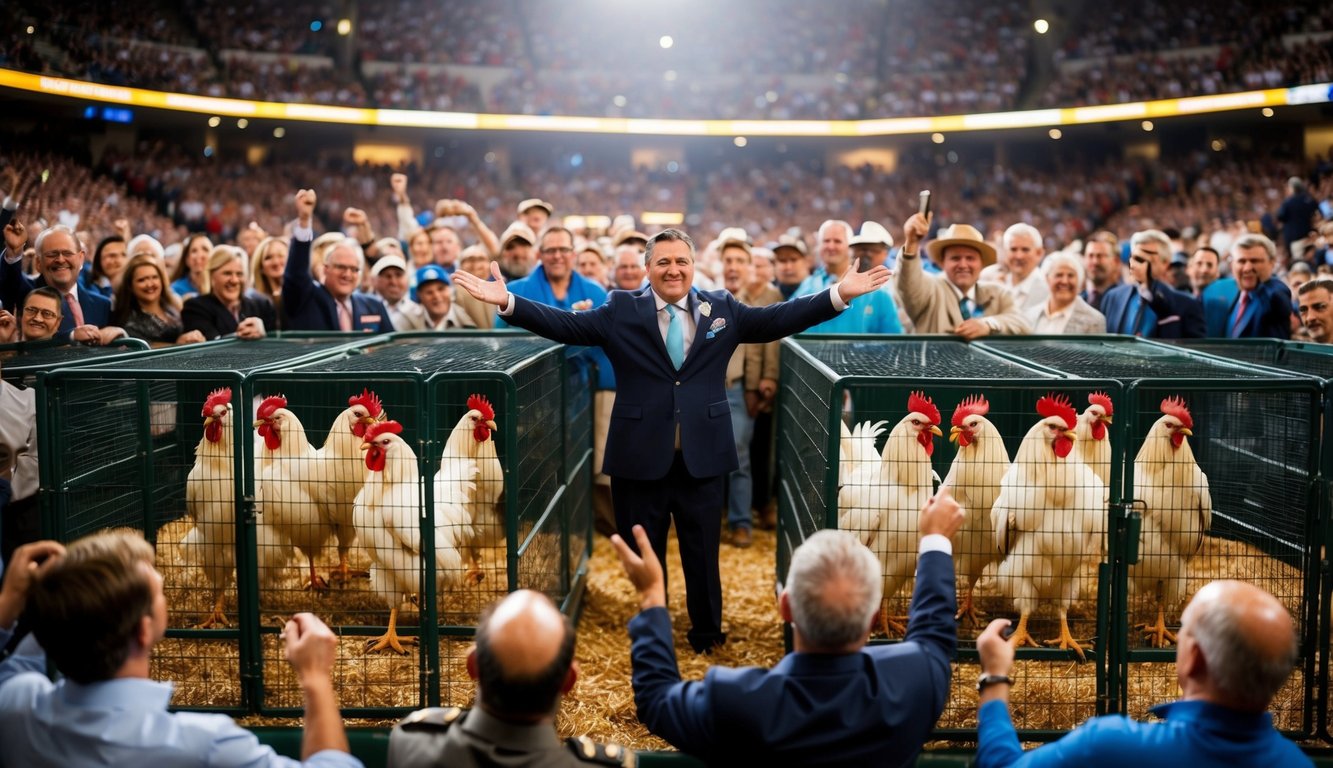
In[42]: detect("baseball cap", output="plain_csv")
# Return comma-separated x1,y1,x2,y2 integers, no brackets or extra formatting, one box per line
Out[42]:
370,254,407,278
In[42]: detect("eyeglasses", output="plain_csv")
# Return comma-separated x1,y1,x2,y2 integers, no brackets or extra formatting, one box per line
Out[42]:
327,263,361,274
541,247,575,256
41,250,79,261
22,306,59,321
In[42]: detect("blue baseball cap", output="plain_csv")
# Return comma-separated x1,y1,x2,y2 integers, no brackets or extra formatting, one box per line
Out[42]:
415,264,451,287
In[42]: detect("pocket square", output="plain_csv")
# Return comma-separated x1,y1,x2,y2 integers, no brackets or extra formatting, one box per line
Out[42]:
705,317,728,339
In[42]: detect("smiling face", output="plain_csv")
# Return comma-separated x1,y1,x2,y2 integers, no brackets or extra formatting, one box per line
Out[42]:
376,266,409,303
942,246,983,293
1299,285,1333,343
323,242,363,300
1083,240,1118,289
431,227,461,266
721,245,752,294
418,280,451,319
22,293,61,341
38,231,85,291
1004,230,1043,280
774,248,809,285
130,262,163,307
210,255,246,306
99,240,128,280
538,230,575,283
647,238,695,305
1046,263,1080,305
614,245,646,290
577,249,607,285
1231,244,1273,292
262,241,288,281
819,223,850,273
186,235,212,276
1187,248,1219,292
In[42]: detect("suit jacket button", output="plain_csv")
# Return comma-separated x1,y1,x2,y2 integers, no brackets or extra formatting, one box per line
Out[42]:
675,381,681,386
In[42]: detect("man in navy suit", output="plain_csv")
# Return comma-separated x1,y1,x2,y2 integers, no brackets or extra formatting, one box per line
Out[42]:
1218,233,1292,339
454,229,890,652
2,220,123,345
283,189,393,334
610,491,962,765
1101,229,1205,339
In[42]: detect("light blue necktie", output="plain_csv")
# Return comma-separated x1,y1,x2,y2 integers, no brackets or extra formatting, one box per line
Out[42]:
665,304,685,369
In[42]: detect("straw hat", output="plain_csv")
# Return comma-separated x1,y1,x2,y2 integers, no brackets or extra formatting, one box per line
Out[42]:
925,223,996,267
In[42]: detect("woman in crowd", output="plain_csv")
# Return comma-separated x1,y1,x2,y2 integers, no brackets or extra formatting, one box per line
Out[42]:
182,245,275,340
110,254,205,347
1025,251,1107,334
81,235,128,299
170,233,213,300
248,235,287,328
406,226,433,268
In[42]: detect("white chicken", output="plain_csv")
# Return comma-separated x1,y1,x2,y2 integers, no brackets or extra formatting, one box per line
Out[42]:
1075,391,1114,489
992,394,1106,659
941,395,1009,627
439,394,503,585
312,388,386,583
1129,397,1212,648
836,419,889,547
355,420,477,654
181,387,236,628
254,394,335,592
872,391,942,637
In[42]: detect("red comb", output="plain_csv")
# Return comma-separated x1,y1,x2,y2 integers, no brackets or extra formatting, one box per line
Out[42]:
467,394,495,421
1088,391,1113,417
364,420,403,442
950,395,990,428
201,387,232,417
908,391,941,425
348,388,384,418
1160,396,1193,430
1036,393,1077,430
256,395,287,421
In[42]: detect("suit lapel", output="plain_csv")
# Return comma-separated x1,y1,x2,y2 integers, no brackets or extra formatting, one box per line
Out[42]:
637,289,674,372
685,290,708,364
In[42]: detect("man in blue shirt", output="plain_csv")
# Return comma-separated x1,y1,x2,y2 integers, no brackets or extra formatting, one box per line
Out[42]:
0,534,361,768
793,220,903,334
974,580,1311,767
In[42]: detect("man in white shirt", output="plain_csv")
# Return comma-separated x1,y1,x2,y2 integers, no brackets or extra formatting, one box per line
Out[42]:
982,223,1049,312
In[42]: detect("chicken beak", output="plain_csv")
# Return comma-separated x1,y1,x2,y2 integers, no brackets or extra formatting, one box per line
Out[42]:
204,416,215,427
1064,429,1077,440
486,419,497,433
1101,415,1113,424
253,418,266,428
360,442,371,452
1178,427,1193,437
930,424,943,437
948,426,962,443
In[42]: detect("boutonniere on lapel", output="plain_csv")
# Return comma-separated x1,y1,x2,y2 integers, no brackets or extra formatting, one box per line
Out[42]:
699,301,712,317
705,317,727,339
571,299,593,312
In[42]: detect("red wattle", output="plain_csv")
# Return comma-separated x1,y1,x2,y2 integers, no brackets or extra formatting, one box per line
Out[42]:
957,430,973,448
918,431,935,456
1053,435,1074,459
473,425,491,443
352,421,367,438
1171,432,1185,450
205,420,222,444
260,424,281,451
367,447,386,472
1091,421,1107,441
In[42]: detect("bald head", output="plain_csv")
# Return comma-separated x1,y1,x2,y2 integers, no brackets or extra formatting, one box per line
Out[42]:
470,590,576,720
1179,580,1297,713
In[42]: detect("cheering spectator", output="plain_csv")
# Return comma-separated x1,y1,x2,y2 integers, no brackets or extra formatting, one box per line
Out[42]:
182,246,274,340
111,254,205,347
170,233,213,300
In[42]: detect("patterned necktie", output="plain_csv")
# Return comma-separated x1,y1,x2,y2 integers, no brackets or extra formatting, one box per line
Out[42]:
1230,291,1250,338
665,304,685,369
959,296,975,320
337,301,353,331
64,291,85,326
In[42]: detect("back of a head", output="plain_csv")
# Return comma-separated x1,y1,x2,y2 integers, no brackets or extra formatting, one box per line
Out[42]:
28,529,156,684
786,530,882,651
474,590,575,719
1187,580,1297,713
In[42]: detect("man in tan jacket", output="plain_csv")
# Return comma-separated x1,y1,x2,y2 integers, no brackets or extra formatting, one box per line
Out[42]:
898,213,1031,339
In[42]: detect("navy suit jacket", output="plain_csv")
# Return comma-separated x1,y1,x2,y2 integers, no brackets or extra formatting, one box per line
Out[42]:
1223,276,1292,339
1,257,111,333
281,236,392,333
628,549,956,767
508,285,838,480
1201,277,1238,338
1101,280,1204,339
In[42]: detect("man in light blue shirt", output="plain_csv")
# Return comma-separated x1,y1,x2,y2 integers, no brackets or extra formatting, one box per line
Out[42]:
974,579,1311,767
793,220,903,334
0,533,362,768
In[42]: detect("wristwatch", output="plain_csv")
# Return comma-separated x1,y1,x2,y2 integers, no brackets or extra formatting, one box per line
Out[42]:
976,673,1013,692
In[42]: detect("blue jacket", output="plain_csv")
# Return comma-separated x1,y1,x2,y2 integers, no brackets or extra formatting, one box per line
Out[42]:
1222,276,1293,339
1202,277,1239,338
1,257,112,333
976,698,1311,767
499,265,615,389
627,549,956,767
281,236,392,333
507,285,838,480
1101,280,1204,339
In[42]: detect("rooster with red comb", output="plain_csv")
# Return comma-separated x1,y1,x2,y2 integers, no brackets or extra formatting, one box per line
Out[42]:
992,393,1107,659
253,394,334,592
942,394,1010,626
1075,391,1115,488
439,393,504,585
182,388,237,627
309,388,388,584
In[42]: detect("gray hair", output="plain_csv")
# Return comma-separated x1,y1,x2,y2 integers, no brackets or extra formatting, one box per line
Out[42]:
1002,222,1043,250
1232,233,1276,262
1190,594,1298,712
1130,229,1173,266
817,219,853,242
786,530,882,649
324,238,366,271
1042,250,1085,286
126,234,164,260
33,224,81,256
644,228,695,265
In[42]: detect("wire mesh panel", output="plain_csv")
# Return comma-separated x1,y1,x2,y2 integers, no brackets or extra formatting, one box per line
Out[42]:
244,333,586,716
979,336,1323,738
777,336,1119,740
36,337,370,714
0,336,150,387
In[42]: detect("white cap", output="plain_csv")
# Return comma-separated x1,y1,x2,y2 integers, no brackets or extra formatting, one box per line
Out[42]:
849,221,893,248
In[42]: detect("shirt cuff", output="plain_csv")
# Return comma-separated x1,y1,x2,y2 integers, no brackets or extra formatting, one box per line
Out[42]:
2,197,17,212
292,224,314,242
828,286,849,311
499,293,515,315
3,248,18,264
919,533,953,555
